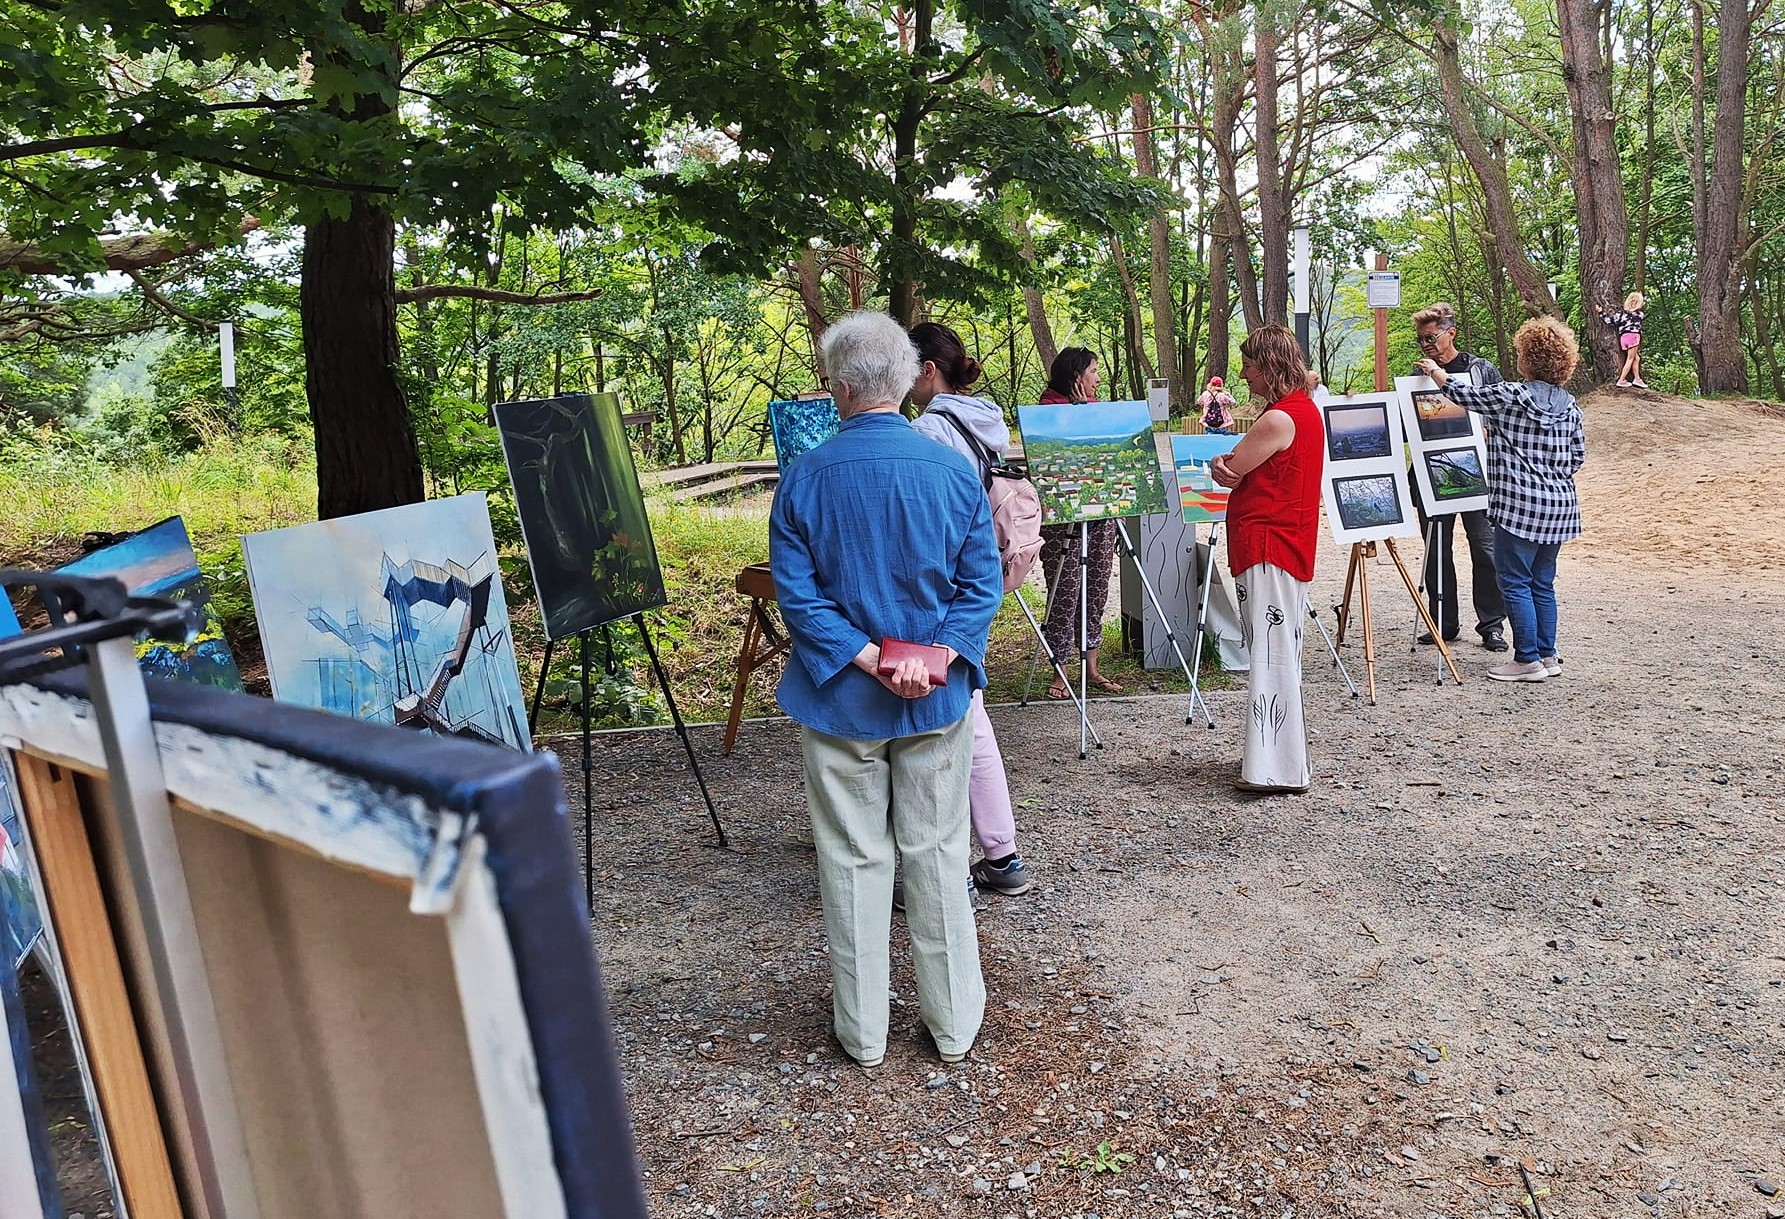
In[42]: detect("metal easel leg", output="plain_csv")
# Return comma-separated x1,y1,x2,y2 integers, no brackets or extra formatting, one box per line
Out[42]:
633,613,730,848
1112,518,1214,728
1011,588,1103,747
1307,596,1359,697
528,635,557,734
1077,521,1091,759
1020,553,1070,706
1187,523,1222,721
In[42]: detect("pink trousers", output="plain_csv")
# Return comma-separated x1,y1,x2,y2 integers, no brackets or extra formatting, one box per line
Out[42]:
968,690,1018,858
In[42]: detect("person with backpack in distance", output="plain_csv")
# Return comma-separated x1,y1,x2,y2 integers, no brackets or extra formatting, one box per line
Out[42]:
908,321,1035,898
1597,291,1647,388
1196,375,1237,434
1036,347,1123,700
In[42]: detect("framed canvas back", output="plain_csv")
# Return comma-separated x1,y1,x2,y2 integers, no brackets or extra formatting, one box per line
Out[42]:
0,667,649,1219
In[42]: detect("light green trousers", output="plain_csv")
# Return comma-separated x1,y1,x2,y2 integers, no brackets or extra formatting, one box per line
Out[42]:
801,714,984,1061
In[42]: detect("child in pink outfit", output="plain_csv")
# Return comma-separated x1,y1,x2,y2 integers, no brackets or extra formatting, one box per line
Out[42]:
1597,291,1647,388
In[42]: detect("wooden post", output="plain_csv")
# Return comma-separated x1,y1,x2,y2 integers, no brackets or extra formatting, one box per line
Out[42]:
1373,251,1390,393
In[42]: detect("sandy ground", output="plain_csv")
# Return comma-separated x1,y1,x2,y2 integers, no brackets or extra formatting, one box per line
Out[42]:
575,389,1785,1217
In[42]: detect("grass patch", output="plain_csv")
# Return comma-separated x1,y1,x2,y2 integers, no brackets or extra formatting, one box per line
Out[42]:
0,440,1235,734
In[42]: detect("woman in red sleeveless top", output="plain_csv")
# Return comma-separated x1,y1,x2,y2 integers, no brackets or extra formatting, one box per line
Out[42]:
1210,326,1323,794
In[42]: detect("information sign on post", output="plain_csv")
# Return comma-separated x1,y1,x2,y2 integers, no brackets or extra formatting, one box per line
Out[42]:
1365,271,1402,309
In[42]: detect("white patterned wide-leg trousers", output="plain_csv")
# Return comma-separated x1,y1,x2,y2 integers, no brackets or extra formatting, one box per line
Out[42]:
1235,561,1312,789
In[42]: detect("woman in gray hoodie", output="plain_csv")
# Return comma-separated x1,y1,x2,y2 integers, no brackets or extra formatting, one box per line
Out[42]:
906,322,1034,898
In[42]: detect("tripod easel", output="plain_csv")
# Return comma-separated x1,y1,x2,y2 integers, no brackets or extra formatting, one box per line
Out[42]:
1021,517,1214,758
530,613,729,909
1333,537,1461,704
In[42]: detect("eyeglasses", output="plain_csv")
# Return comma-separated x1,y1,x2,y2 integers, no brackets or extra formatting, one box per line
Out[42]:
1415,333,1441,348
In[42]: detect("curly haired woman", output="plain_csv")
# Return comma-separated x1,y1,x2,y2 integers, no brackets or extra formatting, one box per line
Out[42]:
1428,317,1586,683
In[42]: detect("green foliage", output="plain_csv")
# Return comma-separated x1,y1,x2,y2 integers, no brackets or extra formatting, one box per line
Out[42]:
1060,1142,1136,1174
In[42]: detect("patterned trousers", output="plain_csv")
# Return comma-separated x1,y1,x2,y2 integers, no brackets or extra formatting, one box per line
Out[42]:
1235,561,1312,789
1038,520,1120,665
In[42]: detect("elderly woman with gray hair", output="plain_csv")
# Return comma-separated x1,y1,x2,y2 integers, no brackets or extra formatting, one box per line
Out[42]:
769,311,1004,1068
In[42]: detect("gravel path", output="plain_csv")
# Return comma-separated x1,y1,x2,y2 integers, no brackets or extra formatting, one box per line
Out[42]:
573,390,1785,1218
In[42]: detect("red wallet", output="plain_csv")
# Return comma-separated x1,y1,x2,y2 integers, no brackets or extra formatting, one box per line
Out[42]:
877,638,950,686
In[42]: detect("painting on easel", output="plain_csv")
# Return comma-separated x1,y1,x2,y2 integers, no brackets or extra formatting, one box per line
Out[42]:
1016,399,1168,524
495,392,667,641
767,397,841,471
1170,433,1240,524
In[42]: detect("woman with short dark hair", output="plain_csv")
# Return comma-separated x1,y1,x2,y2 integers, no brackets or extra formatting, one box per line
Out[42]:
1428,316,1586,683
1209,325,1323,793
1035,347,1122,699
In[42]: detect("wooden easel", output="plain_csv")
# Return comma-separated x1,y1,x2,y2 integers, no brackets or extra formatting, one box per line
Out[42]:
1334,537,1462,704
721,562,788,756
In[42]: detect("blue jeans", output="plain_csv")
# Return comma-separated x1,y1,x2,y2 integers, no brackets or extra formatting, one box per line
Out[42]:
1493,528,1562,663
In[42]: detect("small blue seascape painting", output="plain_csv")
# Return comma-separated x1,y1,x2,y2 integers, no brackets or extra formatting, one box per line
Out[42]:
243,493,532,751
767,397,841,471
58,515,245,690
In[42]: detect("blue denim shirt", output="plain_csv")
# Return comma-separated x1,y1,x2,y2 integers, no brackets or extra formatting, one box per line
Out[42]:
768,410,1003,740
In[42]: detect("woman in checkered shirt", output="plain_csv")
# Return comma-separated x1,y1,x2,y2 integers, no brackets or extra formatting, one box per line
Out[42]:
1420,317,1586,684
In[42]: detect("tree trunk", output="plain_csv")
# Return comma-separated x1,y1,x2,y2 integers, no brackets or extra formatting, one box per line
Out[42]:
1693,0,1753,392
1131,93,1182,402
1014,214,1057,370
1208,235,1231,383
793,249,829,363
1557,0,1631,383
888,0,932,326
1253,11,1289,326
1633,0,1657,292
1203,13,1262,330
1108,234,1156,392
1432,23,1559,319
302,198,424,520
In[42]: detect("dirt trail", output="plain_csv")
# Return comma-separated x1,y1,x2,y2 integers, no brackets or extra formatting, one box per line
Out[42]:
584,387,1785,1218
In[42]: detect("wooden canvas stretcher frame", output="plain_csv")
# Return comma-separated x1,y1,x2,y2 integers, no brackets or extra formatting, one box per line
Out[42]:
0,650,648,1219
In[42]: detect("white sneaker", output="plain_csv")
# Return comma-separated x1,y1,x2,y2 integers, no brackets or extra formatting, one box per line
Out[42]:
1487,660,1548,683
1616,379,1632,388
1540,655,1563,677
1632,378,1649,388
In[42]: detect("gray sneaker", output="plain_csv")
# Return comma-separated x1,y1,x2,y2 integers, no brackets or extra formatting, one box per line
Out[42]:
970,854,1034,896
1487,659,1548,683
1540,655,1564,677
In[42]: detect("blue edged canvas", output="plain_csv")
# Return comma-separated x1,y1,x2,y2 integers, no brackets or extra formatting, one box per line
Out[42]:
767,397,840,471
243,493,531,751
57,516,244,690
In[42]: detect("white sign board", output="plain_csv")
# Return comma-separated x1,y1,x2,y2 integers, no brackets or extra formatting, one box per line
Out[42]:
1366,272,1402,309
1312,387,1419,546
1395,373,1491,517
1146,378,1170,424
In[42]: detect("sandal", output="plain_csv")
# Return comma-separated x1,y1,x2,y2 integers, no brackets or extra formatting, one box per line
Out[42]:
1045,682,1070,700
1089,675,1123,693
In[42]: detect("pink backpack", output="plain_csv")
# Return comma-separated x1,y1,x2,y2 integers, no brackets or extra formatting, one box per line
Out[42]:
939,413,1045,593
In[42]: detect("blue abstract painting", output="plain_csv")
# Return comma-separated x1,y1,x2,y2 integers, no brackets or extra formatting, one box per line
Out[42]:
243,493,531,751
58,515,245,690
767,397,840,471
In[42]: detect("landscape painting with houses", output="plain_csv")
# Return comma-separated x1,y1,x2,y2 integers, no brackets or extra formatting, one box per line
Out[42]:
1016,400,1168,525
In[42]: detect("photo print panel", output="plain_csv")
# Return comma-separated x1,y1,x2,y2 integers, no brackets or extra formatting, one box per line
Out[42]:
58,515,245,690
767,397,841,471
1170,433,1240,524
243,492,532,751
495,392,667,640
1015,400,1168,524
1395,374,1490,516
1314,387,1418,545
1322,402,1394,462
